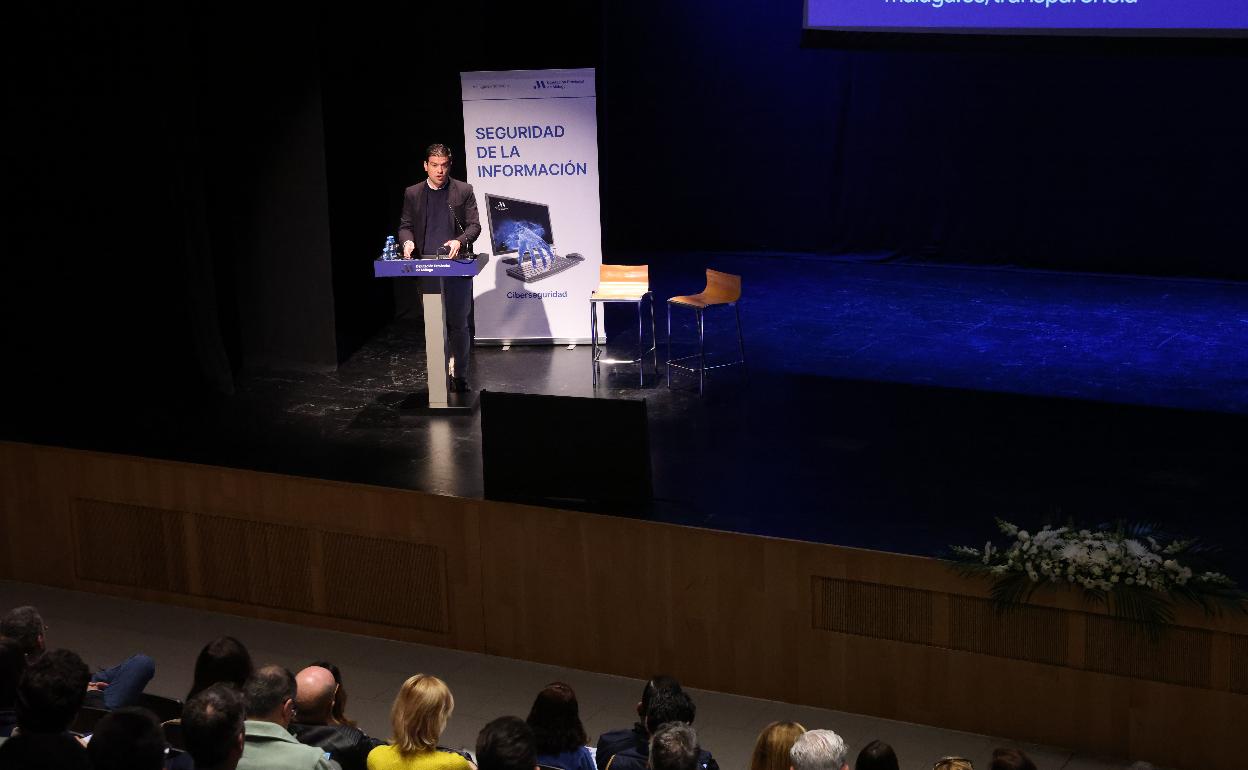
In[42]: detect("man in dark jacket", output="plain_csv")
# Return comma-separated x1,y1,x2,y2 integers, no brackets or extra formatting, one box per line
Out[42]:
598,690,718,770
595,676,681,770
397,143,482,393
0,648,92,769
290,665,383,770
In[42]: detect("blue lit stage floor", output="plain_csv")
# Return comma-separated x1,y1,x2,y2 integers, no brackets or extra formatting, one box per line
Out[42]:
8,254,1248,578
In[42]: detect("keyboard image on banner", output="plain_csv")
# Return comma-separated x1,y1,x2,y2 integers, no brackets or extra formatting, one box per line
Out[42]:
505,252,585,283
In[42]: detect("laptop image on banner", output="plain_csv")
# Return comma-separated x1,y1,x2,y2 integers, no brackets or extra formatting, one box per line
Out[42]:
485,193,584,284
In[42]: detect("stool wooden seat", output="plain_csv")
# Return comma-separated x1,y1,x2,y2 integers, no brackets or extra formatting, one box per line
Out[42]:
590,264,657,387
666,269,745,394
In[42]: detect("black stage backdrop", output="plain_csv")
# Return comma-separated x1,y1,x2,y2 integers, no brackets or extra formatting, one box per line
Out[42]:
599,2,1248,278
3,0,1245,404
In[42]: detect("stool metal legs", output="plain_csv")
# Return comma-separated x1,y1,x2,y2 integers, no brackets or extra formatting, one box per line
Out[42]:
592,294,656,388
665,301,745,395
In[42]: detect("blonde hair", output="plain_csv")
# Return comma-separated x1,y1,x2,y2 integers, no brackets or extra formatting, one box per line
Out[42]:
750,721,806,770
390,674,454,754
933,760,974,770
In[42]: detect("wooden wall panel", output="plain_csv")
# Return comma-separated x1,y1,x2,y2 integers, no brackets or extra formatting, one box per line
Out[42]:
0,443,483,651
2,441,1246,770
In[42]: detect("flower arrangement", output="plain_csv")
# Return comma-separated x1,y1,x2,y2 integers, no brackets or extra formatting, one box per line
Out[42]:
951,519,1245,627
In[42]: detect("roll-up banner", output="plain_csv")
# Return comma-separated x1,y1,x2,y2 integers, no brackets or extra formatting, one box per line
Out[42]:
461,68,603,344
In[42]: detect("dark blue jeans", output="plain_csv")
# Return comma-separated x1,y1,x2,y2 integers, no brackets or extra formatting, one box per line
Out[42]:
83,654,156,709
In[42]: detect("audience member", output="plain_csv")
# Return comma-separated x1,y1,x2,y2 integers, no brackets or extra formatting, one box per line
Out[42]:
749,721,806,770
179,683,247,770
988,749,1036,770
594,675,681,770
789,730,849,770
476,716,537,770
602,690,717,770
87,707,167,770
292,664,384,770
0,605,155,710
525,682,594,770
0,648,91,769
932,759,974,770
853,740,898,770
310,660,358,727
0,638,27,737
649,723,700,770
238,664,333,770
368,673,473,770
188,636,255,700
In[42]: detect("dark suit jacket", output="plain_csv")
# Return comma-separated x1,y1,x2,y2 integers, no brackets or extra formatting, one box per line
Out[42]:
290,722,383,770
398,178,482,255
595,724,646,770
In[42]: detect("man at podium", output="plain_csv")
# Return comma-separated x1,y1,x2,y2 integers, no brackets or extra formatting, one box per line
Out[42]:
397,143,482,392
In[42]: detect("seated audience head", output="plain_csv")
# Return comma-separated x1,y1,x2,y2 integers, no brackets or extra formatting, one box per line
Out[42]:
750,721,807,770
989,749,1036,770
243,664,297,727
188,636,254,700
637,675,681,719
0,638,28,710
15,648,89,734
0,606,46,660
644,689,697,734
526,681,588,755
853,740,898,770
789,729,850,770
182,683,246,770
390,673,454,754
294,665,339,725
87,707,166,770
932,759,974,770
477,715,538,770
308,659,355,726
650,722,700,770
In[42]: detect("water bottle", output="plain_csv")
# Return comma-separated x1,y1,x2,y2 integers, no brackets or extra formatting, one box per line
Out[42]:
382,235,396,261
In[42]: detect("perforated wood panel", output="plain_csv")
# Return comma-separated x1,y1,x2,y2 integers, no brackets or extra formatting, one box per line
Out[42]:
1230,634,1248,695
1085,616,1213,689
813,577,934,645
72,499,190,594
948,595,1069,667
323,532,449,633
193,514,316,613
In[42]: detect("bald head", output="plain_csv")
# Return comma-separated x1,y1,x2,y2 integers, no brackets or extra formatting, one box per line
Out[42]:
294,666,338,724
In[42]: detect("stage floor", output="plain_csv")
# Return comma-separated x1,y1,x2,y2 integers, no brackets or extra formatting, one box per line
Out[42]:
9,255,1248,578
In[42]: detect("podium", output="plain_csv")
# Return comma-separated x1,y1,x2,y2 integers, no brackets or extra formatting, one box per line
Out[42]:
374,255,490,416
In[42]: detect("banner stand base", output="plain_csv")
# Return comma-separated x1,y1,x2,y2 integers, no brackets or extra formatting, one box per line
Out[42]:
397,389,479,418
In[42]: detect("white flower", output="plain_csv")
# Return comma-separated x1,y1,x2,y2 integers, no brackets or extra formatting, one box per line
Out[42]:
1124,539,1148,558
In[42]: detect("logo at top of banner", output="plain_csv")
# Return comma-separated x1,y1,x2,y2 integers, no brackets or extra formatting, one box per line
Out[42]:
533,78,586,90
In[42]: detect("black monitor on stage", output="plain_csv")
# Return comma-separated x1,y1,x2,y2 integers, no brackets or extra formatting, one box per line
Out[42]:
480,390,652,514
484,194,557,257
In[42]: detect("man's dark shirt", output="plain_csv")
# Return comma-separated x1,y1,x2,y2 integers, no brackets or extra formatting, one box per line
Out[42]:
0,731,91,769
422,183,454,255
290,721,384,770
595,724,646,770
601,743,719,770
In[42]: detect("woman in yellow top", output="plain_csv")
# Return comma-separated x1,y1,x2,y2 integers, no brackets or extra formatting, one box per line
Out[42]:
368,674,477,770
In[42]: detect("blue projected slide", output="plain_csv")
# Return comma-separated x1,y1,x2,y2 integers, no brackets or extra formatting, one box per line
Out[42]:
805,0,1248,35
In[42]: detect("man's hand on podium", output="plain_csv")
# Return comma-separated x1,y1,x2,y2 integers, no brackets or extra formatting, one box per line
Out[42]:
402,240,416,259
442,239,462,259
